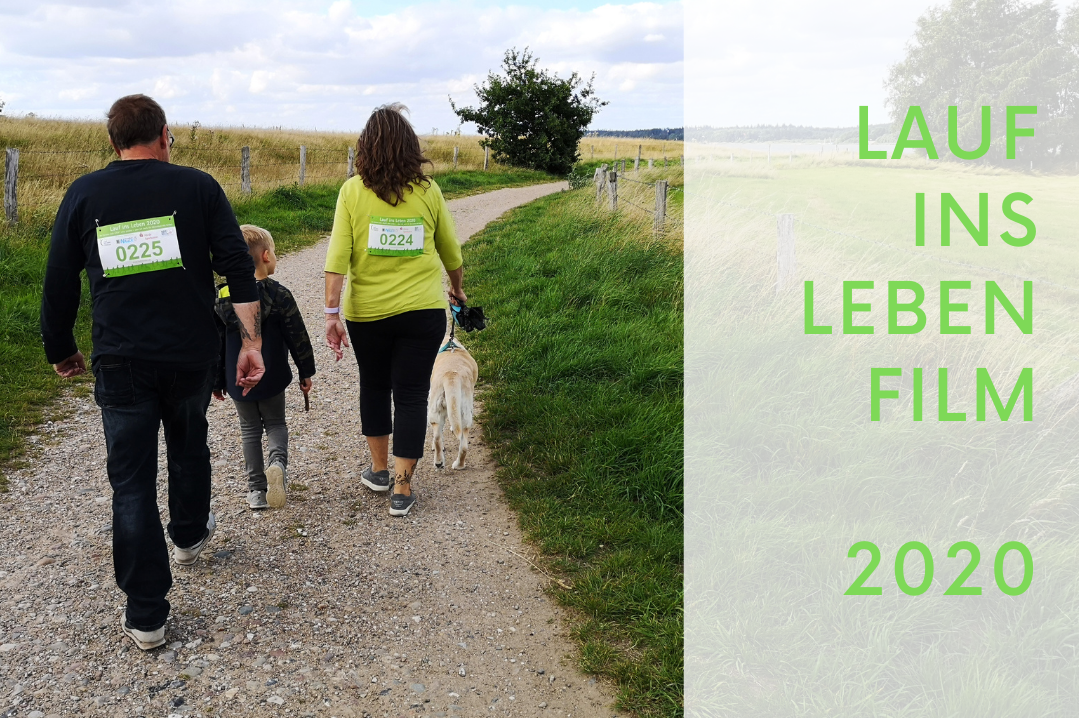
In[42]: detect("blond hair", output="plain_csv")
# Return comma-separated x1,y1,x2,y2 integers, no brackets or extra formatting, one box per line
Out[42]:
240,224,274,255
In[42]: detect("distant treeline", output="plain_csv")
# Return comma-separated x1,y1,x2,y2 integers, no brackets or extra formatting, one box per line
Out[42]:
586,128,684,141
687,124,893,143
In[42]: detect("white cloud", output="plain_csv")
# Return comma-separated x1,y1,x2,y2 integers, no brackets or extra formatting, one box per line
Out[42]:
249,71,274,94
0,0,683,131
686,0,949,126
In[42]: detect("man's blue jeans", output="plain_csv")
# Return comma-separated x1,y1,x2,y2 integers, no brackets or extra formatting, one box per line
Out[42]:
93,356,214,631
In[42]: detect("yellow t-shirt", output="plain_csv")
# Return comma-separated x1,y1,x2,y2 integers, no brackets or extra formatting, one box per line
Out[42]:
324,176,462,322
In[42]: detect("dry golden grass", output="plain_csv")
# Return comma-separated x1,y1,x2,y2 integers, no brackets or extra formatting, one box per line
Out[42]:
0,116,683,224
578,135,684,163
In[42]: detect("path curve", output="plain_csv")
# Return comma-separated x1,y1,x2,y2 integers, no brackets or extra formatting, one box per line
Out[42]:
0,180,626,718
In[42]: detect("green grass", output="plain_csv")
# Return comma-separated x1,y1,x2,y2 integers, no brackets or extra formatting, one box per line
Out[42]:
462,190,684,717
688,157,1079,715
432,168,558,198
0,167,557,488
0,218,93,490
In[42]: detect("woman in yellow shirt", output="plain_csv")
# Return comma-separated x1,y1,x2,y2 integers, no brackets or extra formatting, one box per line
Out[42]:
324,103,466,517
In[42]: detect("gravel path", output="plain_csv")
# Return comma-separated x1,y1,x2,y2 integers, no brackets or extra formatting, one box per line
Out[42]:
0,180,624,718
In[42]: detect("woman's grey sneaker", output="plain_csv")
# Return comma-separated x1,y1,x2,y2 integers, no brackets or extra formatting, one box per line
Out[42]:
361,466,391,492
247,490,269,510
266,463,287,509
121,612,165,650
173,513,217,566
389,491,417,516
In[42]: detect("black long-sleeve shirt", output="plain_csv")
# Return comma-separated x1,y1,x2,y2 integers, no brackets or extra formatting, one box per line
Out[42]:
41,159,258,369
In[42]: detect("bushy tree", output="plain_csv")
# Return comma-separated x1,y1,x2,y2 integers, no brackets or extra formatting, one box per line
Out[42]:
886,0,1079,167
451,48,606,175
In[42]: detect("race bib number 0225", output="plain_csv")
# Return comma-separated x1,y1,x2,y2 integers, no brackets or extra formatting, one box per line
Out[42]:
96,215,184,278
367,216,425,257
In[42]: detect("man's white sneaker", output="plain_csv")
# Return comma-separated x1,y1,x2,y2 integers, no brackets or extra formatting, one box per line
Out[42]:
172,513,216,566
247,490,269,510
266,463,287,509
121,612,165,650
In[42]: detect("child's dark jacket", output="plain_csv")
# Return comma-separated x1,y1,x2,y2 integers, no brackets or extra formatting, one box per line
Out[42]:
214,277,315,402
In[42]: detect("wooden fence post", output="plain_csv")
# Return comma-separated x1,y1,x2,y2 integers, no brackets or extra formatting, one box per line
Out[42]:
636,144,642,173
453,146,459,170
348,146,355,178
4,148,18,225
299,145,307,186
591,144,594,160
654,179,668,232
614,143,618,160
608,171,618,211
777,213,796,293
681,154,684,166
767,144,771,164
595,163,608,203
664,155,667,167
648,158,653,169
620,159,626,174
483,146,489,171
241,146,251,194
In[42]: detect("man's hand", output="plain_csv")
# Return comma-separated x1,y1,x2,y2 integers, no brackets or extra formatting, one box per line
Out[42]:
300,377,313,394
53,351,86,378
235,348,265,396
448,287,467,306
212,389,227,401
326,316,349,362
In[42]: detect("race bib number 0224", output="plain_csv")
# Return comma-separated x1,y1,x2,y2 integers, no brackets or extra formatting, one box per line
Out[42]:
367,216,425,257
96,215,184,278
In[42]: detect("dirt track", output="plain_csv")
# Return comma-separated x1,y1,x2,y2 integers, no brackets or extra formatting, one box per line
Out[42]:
0,180,630,718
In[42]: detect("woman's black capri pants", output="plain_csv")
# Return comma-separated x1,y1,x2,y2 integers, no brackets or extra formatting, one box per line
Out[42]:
346,309,446,459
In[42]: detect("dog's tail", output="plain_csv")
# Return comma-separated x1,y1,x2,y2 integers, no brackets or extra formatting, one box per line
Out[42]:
443,371,472,435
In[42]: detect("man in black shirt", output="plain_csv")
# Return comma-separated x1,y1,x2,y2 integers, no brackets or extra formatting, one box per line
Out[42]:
40,94,265,650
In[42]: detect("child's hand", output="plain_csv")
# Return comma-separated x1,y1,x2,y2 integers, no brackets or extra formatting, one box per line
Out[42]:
300,378,313,394
212,389,226,401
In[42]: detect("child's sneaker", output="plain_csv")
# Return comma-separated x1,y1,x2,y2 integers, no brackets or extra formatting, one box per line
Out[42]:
247,490,269,510
266,463,287,509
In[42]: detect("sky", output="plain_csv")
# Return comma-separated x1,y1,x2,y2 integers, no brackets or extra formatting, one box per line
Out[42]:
0,0,684,133
686,0,935,128
686,0,1079,128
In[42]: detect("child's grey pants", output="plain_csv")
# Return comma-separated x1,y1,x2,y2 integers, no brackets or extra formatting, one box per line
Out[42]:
232,391,288,492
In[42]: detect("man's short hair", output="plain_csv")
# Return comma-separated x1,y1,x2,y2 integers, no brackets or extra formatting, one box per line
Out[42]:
240,225,275,255
106,95,167,151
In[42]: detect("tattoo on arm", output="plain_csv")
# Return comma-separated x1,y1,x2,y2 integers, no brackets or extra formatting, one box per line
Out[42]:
239,307,262,341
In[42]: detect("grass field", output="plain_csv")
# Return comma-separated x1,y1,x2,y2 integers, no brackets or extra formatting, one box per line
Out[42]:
0,163,555,488
687,153,1079,715
462,185,684,717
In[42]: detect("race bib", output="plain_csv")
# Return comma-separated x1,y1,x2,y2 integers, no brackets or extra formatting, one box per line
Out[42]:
367,216,424,257
96,215,184,278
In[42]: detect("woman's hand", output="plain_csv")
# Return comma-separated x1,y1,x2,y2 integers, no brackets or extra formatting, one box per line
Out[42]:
448,287,467,306
326,316,349,362
446,267,466,306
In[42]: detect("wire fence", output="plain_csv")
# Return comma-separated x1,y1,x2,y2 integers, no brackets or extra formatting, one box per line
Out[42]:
2,139,504,227
589,162,684,234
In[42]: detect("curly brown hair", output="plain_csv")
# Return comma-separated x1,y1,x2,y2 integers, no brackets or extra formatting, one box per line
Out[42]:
355,103,432,206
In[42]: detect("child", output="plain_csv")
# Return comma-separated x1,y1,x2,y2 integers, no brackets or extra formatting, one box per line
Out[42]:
213,225,315,510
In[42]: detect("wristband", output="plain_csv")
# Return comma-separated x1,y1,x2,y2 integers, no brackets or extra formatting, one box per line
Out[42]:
324,306,340,314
